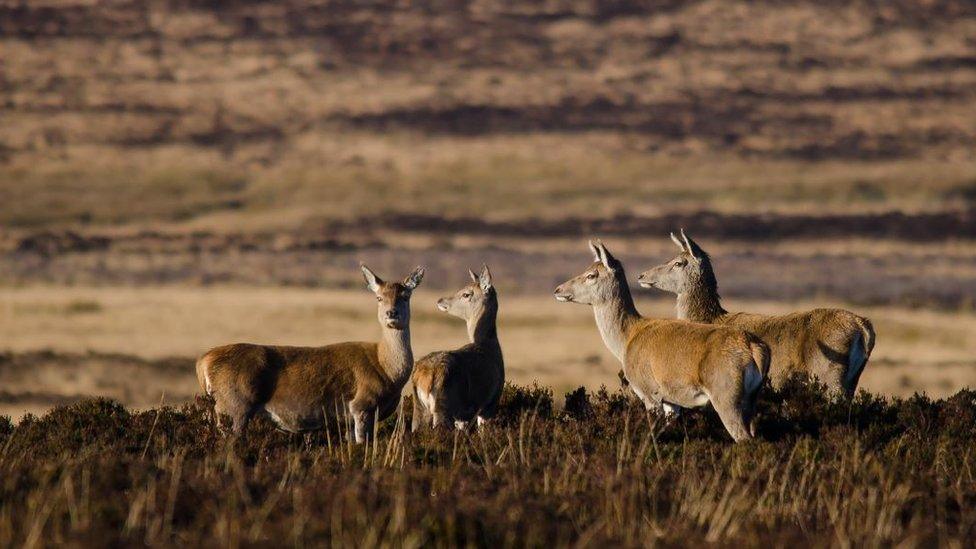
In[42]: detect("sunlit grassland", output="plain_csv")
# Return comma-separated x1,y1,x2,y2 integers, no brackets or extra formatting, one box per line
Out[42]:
0,286,973,422
3,132,974,230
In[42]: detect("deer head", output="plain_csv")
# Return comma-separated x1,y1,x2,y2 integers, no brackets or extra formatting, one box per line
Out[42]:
361,264,425,330
636,229,710,295
554,240,626,306
436,265,495,321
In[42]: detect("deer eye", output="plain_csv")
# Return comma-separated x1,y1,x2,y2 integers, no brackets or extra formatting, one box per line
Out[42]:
674,260,687,268
376,296,382,302
462,292,473,299
586,271,598,280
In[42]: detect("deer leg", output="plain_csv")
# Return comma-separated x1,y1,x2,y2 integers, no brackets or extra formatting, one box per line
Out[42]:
709,392,753,442
820,366,848,402
231,407,255,436
349,400,374,444
212,399,231,435
411,391,430,433
476,394,500,428
214,395,252,436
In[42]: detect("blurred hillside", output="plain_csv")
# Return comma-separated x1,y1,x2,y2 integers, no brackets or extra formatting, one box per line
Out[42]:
3,0,976,158
2,0,976,229
2,1,976,412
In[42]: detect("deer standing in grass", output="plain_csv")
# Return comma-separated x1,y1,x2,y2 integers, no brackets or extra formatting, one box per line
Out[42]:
412,265,504,431
195,264,425,442
637,231,875,397
554,241,770,441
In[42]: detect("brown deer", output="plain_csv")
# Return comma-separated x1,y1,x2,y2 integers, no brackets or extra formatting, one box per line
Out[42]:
412,265,504,431
195,264,425,442
554,241,770,442
637,230,875,397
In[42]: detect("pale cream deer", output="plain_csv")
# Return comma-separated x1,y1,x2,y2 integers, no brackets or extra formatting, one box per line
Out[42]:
554,241,770,442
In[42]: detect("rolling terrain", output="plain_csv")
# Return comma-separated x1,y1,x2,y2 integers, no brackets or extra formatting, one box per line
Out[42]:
2,1,976,546
2,0,975,418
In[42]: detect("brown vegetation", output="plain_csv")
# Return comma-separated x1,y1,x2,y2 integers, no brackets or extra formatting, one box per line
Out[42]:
2,0,976,231
1,382,975,545
3,0,975,160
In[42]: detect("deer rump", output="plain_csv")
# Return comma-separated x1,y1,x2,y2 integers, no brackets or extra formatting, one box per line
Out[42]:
720,308,874,395
413,345,503,425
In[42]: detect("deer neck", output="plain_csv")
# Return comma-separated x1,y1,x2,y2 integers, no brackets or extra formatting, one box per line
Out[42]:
676,281,726,323
378,325,413,387
592,287,641,365
466,299,500,349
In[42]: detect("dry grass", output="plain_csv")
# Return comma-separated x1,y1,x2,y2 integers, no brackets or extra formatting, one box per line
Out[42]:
1,383,975,546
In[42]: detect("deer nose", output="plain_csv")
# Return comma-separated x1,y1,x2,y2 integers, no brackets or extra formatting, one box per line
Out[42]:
553,285,573,302
385,310,398,319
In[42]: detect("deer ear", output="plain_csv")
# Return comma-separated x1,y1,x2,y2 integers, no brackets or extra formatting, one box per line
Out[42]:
596,240,616,271
670,232,686,252
468,269,479,283
588,240,601,262
680,229,700,260
478,264,492,292
361,264,382,293
403,265,425,290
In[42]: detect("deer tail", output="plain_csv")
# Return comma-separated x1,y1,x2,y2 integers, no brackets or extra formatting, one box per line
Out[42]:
855,316,876,358
749,338,771,382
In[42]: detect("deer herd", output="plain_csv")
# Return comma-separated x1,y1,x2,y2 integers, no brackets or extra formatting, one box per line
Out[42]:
197,232,874,443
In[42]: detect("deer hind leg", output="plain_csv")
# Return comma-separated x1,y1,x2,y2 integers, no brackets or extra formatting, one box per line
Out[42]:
427,390,455,430
231,407,256,435
411,388,434,433
819,366,848,402
475,391,502,428
708,386,754,443
815,340,855,399
212,391,256,436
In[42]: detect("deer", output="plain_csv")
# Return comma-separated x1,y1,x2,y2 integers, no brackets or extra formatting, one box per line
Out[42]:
637,230,875,397
195,264,425,442
554,240,770,442
411,265,504,431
